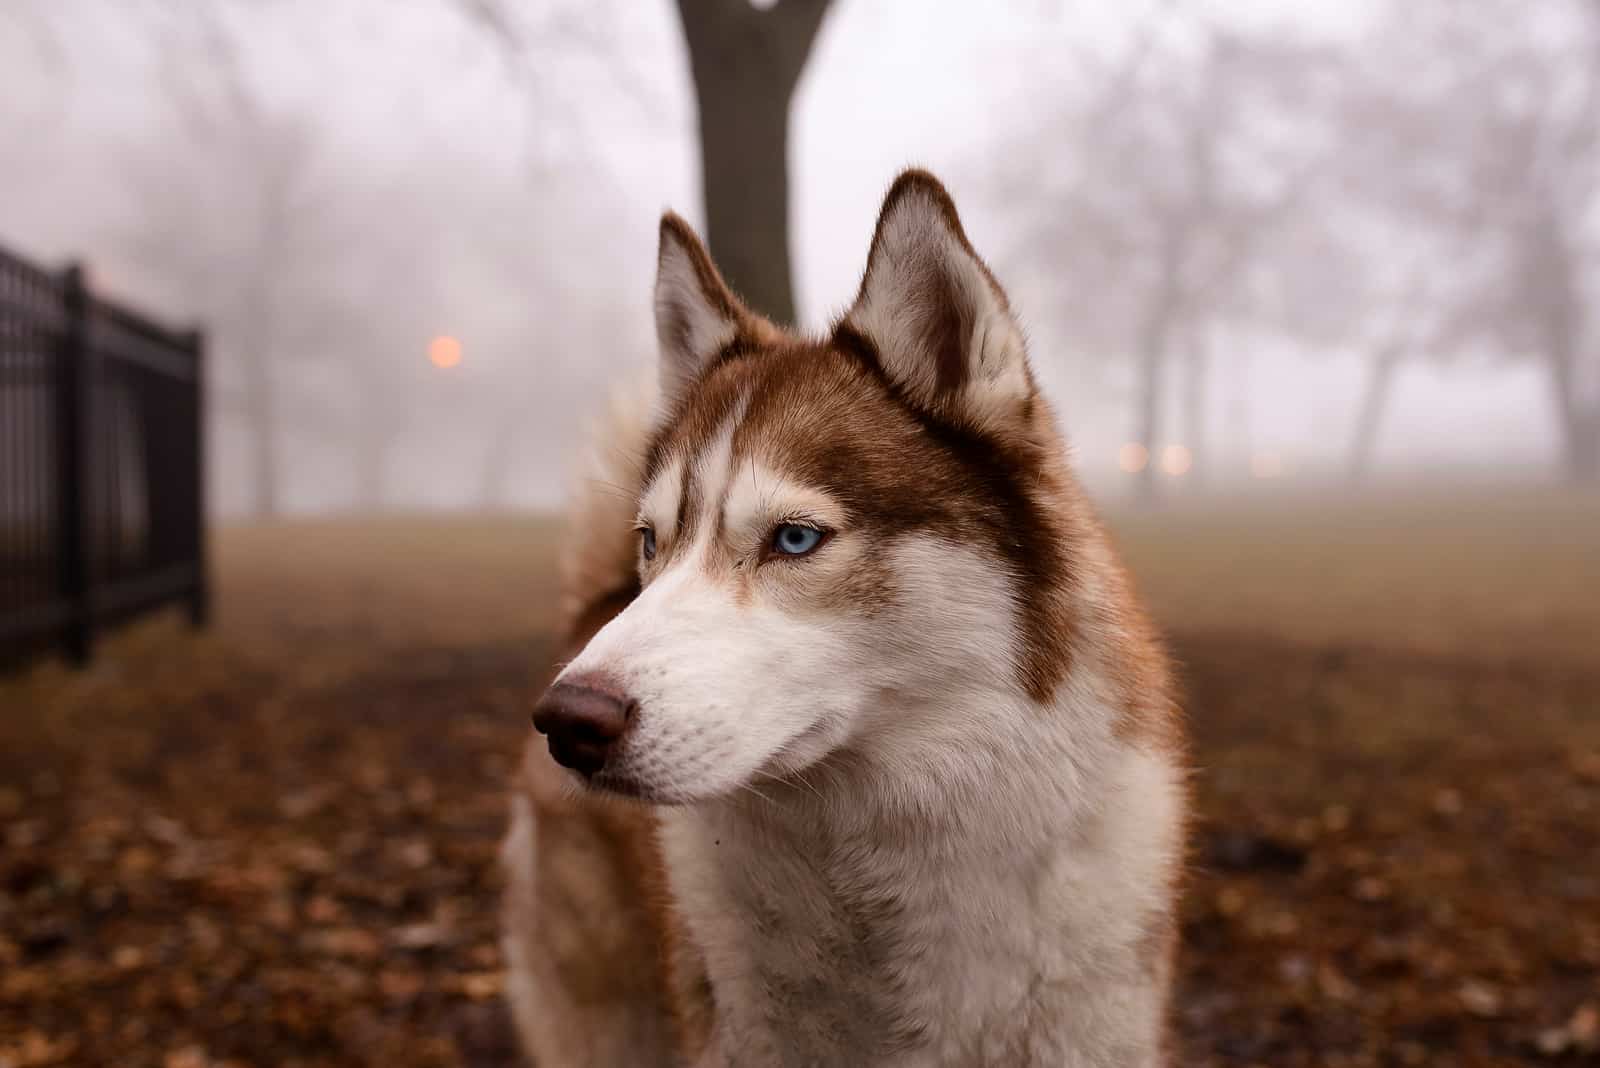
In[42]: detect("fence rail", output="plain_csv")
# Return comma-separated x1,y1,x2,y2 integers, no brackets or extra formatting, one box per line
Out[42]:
1,244,207,667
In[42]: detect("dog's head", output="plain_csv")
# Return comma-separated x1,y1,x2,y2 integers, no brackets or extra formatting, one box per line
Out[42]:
536,170,1083,802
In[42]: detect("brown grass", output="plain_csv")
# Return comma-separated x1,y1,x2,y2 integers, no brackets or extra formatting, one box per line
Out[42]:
1111,485,1600,665
0,490,1596,1067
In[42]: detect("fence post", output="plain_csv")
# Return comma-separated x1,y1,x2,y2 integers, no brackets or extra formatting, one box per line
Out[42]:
56,264,93,664
185,327,209,628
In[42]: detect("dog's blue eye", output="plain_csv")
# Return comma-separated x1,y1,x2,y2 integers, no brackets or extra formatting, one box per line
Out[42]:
640,527,657,561
771,524,823,557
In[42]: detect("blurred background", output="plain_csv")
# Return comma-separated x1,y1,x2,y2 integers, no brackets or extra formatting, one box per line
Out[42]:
1,2,1597,1067
5,0,1597,508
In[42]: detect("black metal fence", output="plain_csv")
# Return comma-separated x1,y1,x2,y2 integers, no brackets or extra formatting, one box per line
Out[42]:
1,244,207,667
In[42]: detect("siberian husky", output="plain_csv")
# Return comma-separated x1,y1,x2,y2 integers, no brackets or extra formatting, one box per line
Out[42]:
501,170,1187,1067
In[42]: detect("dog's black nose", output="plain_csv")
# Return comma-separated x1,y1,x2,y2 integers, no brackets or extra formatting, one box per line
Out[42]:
532,680,634,777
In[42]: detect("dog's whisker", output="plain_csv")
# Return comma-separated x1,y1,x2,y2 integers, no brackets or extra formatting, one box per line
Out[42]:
733,780,776,807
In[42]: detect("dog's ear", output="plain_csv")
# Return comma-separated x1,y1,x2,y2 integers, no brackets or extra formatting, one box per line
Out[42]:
654,213,748,411
839,170,1031,427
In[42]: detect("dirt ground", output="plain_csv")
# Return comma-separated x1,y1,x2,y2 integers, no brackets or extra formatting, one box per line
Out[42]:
1,489,1597,1068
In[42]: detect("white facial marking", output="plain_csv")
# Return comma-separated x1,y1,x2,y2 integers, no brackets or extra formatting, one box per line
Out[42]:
637,451,683,545
558,548,860,799
692,395,745,528
722,460,845,552
559,454,1037,802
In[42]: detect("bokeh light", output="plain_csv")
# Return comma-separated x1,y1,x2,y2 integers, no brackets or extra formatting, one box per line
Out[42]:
428,335,462,370
1160,444,1192,476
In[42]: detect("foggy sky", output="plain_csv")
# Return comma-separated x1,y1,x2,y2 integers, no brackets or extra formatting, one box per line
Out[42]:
0,0,1562,513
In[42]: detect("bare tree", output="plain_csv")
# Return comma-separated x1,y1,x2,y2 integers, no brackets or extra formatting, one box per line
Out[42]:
1013,18,1337,499
1352,0,1600,482
115,1,341,517
459,0,832,326
120,0,453,514
451,0,834,505
448,0,669,506
674,0,832,324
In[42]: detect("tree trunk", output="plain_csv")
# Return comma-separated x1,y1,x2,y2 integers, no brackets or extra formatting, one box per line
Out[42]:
1133,323,1168,504
1132,238,1184,503
239,177,290,519
1225,338,1253,476
1182,325,1209,485
1526,200,1598,484
1548,345,1600,484
1569,411,1600,483
479,417,519,510
244,368,279,518
675,0,832,326
1347,345,1403,483
355,428,388,513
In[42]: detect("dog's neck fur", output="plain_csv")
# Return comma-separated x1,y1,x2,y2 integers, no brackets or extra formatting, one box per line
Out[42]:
660,664,1181,1068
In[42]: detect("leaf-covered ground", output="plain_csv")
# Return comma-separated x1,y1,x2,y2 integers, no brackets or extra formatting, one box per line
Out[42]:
1,493,1597,1067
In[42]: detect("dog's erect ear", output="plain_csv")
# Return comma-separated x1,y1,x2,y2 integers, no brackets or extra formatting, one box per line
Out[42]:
654,213,747,411
840,170,1031,427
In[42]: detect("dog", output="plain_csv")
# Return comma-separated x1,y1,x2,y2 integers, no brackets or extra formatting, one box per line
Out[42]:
501,169,1187,1067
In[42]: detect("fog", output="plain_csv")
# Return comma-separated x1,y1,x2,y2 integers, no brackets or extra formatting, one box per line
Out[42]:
3,0,1594,515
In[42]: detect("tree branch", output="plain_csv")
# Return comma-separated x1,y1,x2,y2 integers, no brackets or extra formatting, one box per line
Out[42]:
767,0,834,76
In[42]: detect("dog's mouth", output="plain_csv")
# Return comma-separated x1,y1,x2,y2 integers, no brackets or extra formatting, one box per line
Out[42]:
558,742,804,807
548,740,707,805
582,766,676,804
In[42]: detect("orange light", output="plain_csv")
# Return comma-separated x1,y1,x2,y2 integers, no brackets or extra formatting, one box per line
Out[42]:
1160,445,1192,477
1118,442,1150,473
428,335,462,369
1251,451,1284,479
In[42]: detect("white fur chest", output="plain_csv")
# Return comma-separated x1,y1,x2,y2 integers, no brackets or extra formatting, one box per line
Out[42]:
658,742,1182,1068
